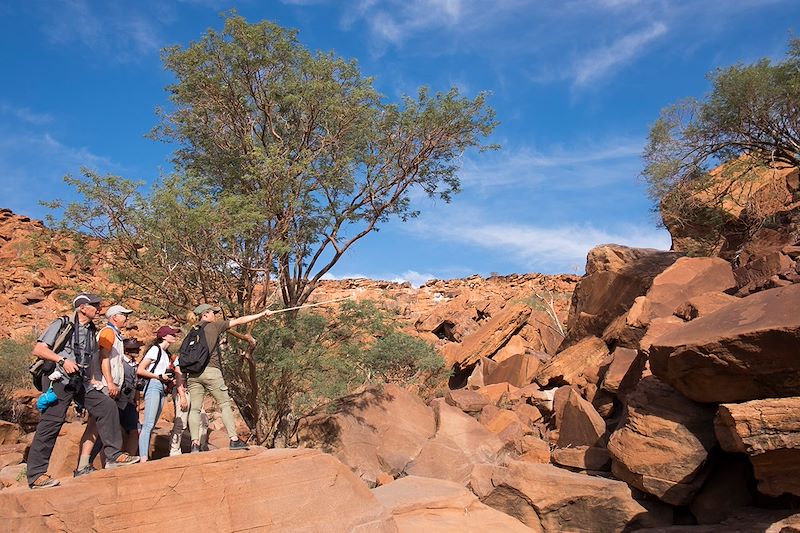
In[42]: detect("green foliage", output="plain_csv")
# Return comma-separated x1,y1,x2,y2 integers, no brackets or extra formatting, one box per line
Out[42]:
642,37,800,245
223,300,447,445
0,336,35,419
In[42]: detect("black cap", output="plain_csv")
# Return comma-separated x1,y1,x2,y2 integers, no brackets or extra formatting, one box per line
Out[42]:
73,293,102,309
123,338,143,353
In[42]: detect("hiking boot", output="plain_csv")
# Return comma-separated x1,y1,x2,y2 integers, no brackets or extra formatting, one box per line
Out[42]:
107,453,140,468
30,474,60,489
73,464,96,478
191,443,201,453
229,439,249,450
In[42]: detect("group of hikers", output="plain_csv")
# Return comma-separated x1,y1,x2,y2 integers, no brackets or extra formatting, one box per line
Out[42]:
27,292,274,489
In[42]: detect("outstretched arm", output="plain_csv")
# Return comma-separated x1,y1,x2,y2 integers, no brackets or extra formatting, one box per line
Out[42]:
228,309,274,328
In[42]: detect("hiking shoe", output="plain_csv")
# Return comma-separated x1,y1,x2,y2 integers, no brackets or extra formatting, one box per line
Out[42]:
107,453,140,468
73,464,96,478
229,439,249,450
191,443,201,453
30,474,60,489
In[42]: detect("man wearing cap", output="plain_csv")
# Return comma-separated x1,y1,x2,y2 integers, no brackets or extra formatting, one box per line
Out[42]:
26,294,139,489
185,303,273,452
75,303,134,476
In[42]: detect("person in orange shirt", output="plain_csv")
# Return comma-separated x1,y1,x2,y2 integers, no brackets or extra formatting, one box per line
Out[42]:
75,304,133,476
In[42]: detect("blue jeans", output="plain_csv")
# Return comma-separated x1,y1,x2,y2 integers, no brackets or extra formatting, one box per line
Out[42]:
138,379,165,459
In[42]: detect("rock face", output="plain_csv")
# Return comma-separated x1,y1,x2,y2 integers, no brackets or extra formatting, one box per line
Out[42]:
473,461,661,533
0,448,398,532
607,377,717,505
553,386,606,448
296,384,435,486
535,336,609,388
442,304,532,369
564,244,680,344
715,397,800,497
650,283,800,403
373,475,532,532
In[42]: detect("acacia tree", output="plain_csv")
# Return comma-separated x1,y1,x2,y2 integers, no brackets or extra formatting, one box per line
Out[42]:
50,13,495,442
643,38,800,251
153,13,496,308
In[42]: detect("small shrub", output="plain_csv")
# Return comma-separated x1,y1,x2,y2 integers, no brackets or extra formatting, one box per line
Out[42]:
0,335,35,419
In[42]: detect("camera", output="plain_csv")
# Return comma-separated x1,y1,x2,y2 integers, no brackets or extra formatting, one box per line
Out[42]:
122,385,133,395
135,378,146,391
163,369,175,381
64,373,83,393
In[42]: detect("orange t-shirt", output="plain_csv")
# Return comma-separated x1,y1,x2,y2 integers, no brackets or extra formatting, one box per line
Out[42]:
98,327,116,353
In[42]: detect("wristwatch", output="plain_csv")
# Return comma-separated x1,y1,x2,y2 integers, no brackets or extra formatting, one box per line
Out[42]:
58,357,66,366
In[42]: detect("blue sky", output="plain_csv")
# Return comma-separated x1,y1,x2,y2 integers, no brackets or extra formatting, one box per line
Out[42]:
1,0,797,285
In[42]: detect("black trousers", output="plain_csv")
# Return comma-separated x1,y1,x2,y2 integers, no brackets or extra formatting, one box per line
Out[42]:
26,381,123,485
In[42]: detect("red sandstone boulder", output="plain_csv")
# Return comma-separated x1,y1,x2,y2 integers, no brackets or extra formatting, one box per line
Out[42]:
296,384,435,486
564,245,680,345
551,446,611,471
482,353,540,388
715,397,800,497
552,386,606,448
674,291,739,321
650,284,800,403
0,421,21,446
372,475,533,532
473,461,664,532
444,388,489,413
405,399,504,484
441,304,532,369
600,347,644,399
0,448,398,531
607,376,717,505
535,336,609,388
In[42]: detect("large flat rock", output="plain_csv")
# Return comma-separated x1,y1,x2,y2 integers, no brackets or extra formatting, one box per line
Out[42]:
0,448,397,532
373,475,532,532
472,461,662,533
650,284,800,403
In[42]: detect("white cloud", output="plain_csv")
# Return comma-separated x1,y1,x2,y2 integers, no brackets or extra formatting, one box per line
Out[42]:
0,104,53,126
427,217,671,273
42,0,161,61
458,137,645,192
571,22,668,87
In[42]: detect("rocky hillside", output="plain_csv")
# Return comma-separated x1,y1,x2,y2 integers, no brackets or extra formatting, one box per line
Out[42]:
2,161,800,533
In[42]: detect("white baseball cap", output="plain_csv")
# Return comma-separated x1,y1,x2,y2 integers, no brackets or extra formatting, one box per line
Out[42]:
105,304,133,319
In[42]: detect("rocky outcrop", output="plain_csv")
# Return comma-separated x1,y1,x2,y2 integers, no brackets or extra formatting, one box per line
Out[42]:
564,244,680,345
471,461,665,532
0,448,398,532
373,475,533,532
535,336,608,388
715,397,800,497
296,384,435,486
607,377,717,505
650,283,800,403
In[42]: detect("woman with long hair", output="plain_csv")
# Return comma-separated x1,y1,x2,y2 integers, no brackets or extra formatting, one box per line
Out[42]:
136,325,183,462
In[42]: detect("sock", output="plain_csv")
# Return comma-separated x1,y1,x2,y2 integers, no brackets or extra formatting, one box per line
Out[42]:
77,455,90,470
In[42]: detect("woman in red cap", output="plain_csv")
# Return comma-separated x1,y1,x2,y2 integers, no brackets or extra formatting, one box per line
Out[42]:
136,325,184,461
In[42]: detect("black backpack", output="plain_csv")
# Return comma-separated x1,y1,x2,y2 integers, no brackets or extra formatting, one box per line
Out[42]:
178,324,211,375
29,315,75,391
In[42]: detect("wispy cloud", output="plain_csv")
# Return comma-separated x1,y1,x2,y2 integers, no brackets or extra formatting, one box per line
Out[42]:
41,0,161,61
415,214,671,273
0,103,53,126
571,22,668,87
458,137,645,192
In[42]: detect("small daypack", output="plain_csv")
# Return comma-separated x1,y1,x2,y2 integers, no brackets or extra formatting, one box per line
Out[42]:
29,315,75,391
178,324,211,375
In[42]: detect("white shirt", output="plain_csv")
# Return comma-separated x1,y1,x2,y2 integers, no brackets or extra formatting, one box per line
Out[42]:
142,345,171,376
